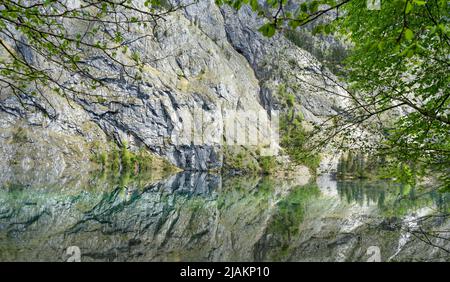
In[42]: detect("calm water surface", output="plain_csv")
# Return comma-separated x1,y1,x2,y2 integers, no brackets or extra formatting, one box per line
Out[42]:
0,172,449,261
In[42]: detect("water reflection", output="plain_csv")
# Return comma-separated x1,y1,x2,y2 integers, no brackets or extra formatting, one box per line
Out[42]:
336,179,450,215
0,172,448,261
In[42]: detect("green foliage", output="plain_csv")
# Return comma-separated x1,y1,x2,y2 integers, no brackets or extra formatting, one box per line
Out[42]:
335,180,450,216
133,147,154,172
285,93,295,108
0,0,182,110
270,183,320,237
91,141,157,176
337,150,387,180
335,0,450,189
218,0,345,34
336,150,421,187
384,112,450,191
223,110,320,173
98,151,108,168
110,144,121,174
277,85,320,172
258,23,276,37
121,141,132,172
393,163,416,186
224,149,243,171
223,146,281,175
223,146,261,173
267,183,321,260
220,0,450,189
259,156,276,174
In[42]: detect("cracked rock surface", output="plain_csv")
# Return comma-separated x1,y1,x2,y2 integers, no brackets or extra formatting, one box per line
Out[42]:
0,0,349,172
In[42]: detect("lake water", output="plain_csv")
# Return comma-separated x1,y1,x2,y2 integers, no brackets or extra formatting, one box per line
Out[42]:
0,172,449,261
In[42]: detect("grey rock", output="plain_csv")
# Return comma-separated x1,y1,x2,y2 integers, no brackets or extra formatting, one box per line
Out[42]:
0,1,350,171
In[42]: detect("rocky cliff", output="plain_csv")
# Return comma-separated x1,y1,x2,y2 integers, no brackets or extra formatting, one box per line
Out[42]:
0,0,348,175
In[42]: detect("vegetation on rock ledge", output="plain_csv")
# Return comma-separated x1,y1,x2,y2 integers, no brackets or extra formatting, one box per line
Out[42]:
91,141,178,176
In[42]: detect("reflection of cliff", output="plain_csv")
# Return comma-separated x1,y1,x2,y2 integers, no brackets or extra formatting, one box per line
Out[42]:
336,181,450,216
0,173,448,261
253,183,321,261
0,172,297,261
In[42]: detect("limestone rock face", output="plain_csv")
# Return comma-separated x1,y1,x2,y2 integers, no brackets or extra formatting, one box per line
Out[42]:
0,1,348,171
184,2,349,121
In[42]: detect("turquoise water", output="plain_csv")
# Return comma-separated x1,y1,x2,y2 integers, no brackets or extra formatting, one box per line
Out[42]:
0,172,448,261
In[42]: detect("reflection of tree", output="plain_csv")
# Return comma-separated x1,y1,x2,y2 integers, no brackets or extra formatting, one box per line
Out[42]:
338,180,450,256
271,184,320,237
390,214,450,255
337,181,388,207
337,181,450,216
255,183,321,261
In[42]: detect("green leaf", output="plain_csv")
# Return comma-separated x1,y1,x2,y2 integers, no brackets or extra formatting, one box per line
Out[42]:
309,1,319,13
404,28,414,41
413,0,426,5
300,3,308,12
406,2,413,14
258,23,276,37
249,0,259,11
288,20,300,29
